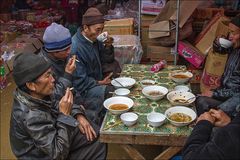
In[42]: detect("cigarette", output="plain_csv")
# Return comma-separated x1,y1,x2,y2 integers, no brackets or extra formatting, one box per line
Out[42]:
69,87,74,91
75,59,80,63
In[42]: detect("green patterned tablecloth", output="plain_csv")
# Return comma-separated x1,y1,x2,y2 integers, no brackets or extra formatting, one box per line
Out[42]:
101,64,193,136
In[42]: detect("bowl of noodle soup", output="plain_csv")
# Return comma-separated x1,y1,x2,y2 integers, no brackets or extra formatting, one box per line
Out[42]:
165,106,196,127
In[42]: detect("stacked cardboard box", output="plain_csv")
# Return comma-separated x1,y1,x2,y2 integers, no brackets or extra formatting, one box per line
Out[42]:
104,18,134,35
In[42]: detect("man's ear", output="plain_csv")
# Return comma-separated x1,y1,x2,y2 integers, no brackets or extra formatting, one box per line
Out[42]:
83,25,89,32
26,82,37,92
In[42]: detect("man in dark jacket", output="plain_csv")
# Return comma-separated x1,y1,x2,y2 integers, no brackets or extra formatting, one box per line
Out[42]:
10,53,106,159
182,108,240,159
71,7,120,121
196,14,240,117
39,22,101,125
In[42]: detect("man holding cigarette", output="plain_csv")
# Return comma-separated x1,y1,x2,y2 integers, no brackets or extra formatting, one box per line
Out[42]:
10,53,106,159
39,23,99,135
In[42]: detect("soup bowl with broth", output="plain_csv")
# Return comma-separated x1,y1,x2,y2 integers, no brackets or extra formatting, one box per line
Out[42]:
165,106,196,127
103,96,134,115
170,71,193,84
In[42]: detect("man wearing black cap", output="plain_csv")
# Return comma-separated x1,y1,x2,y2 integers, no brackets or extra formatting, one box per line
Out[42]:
10,53,106,159
196,14,240,118
71,7,120,122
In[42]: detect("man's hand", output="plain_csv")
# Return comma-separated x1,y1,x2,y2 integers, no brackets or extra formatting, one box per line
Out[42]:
104,36,114,47
98,72,113,85
76,115,97,141
59,88,73,115
201,90,213,97
65,55,76,74
209,109,231,127
196,112,215,124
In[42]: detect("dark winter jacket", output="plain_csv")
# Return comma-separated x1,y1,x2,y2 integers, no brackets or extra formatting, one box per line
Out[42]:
213,48,240,100
183,113,240,160
71,28,104,95
10,89,79,159
39,49,85,118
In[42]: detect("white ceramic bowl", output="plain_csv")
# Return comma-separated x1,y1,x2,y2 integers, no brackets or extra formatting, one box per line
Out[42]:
140,79,156,88
111,77,136,89
170,71,193,84
142,85,168,101
167,91,196,106
103,96,134,115
115,88,130,96
120,112,138,126
219,38,233,48
165,106,197,127
174,85,190,92
147,112,166,127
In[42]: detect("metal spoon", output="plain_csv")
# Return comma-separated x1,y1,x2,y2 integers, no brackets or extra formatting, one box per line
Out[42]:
174,96,195,103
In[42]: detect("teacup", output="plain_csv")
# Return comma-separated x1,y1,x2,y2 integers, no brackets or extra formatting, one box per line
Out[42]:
174,85,190,92
97,32,108,42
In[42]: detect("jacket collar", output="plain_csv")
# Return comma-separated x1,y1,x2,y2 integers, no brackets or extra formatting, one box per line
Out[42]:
14,88,52,109
76,28,97,45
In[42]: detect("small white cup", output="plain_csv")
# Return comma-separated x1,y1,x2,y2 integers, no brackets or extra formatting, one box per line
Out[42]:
114,88,130,96
97,32,108,42
174,85,190,92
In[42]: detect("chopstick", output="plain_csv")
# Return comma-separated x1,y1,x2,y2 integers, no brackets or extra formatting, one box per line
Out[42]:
103,121,122,131
112,78,125,87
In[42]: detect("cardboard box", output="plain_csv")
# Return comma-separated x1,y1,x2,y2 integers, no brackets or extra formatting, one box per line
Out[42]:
195,14,230,54
200,49,228,92
149,0,200,38
104,18,134,35
141,15,157,27
178,41,206,69
147,45,177,62
192,8,225,20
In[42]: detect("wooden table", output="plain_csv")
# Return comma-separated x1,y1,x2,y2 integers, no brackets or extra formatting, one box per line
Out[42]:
100,64,194,160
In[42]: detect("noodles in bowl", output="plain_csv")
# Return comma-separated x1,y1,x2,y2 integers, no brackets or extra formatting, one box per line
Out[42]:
165,106,196,127
169,113,192,123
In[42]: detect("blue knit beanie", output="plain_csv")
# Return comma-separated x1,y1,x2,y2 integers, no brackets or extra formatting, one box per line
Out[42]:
43,23,71,53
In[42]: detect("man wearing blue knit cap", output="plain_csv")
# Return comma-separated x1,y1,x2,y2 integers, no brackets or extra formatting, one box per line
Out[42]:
39,23,100,140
